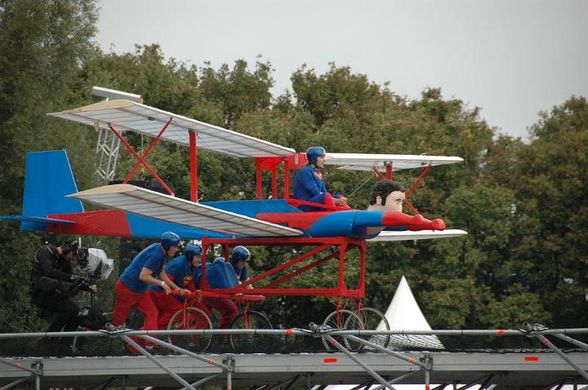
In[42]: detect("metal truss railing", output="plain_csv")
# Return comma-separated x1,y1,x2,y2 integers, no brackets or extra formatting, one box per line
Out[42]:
0,324,587,390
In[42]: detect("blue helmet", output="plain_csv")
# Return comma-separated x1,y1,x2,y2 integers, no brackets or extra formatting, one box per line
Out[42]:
184,243,202,263
230,245,250,266
306,146,326,166
161,231,181,251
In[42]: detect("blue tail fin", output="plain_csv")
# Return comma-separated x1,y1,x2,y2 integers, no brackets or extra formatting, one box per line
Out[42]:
20,150,84,231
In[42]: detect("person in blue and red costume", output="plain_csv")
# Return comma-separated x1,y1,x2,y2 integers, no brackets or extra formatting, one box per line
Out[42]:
201,257,240,329
228,245,253,289
366,179,445,234
109,231,184,350
293,146,349,211
148,242,209,329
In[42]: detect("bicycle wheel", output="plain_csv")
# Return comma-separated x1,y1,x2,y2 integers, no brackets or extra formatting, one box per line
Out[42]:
349,307,390,351
321,309,364,352
167,307,213,353
229,311,272,353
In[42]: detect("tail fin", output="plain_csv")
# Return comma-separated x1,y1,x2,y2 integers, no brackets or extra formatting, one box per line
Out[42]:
21,150,84,231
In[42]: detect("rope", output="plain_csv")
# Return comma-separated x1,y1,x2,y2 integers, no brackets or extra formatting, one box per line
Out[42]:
345,174,377,200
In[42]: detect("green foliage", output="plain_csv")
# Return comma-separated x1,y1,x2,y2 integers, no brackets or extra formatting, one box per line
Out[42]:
480,134,525,188
0,0,98,196
510,96,588,327
0,0,99,331
420,276,479,329
295,64,393,120
479,284,551,328
0,224,44,331
200,58,274,128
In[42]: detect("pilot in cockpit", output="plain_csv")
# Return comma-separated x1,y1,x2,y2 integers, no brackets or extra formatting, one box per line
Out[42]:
293,146,349,211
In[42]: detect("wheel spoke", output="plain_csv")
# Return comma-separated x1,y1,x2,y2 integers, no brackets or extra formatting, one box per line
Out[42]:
357,307,390,350
230,311,272,353
167,307,213,352
322,309,364,352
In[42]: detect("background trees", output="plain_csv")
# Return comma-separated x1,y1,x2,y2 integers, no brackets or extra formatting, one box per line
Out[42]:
511,97,588,327
0,0,98,331
0,0,585,335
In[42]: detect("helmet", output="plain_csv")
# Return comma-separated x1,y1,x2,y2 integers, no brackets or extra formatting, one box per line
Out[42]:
62,240,79,256
183,243,202,262
230,245,250,266
306,146,326,166
161,231,181,251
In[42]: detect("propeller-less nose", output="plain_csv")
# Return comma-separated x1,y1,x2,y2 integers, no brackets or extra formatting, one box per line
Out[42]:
382,211,445,231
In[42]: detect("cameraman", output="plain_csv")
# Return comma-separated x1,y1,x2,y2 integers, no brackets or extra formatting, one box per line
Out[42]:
31,240,97,333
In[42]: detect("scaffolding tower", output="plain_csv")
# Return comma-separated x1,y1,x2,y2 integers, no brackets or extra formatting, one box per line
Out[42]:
91,86,142,182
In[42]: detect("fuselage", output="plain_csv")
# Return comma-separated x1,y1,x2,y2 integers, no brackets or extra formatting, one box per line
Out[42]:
41,199,444,240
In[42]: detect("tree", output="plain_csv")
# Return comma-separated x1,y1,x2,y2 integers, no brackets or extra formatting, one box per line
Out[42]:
0,0,98,331
200,58,274,129
290,63,391,131
511,96,588,327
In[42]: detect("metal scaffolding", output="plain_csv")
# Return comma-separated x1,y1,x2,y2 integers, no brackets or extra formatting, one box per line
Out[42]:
91,86,142,183
95,126,121,182
0,324,587,389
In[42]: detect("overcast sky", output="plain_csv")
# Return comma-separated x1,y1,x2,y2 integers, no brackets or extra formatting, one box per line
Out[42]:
96,0,588,141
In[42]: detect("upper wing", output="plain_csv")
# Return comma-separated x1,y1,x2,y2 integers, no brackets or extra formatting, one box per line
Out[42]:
368,229,467,242
326,153,463,171
68,184,303,238
48,99,295,158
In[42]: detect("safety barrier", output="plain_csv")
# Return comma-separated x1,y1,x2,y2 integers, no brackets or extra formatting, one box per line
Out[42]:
0,324,587,390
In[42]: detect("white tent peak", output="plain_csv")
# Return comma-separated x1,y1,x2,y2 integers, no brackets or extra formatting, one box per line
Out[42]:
375,275,445,350
378,276,432,331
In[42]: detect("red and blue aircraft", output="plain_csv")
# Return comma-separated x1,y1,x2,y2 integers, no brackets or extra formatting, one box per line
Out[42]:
2,99,465,243
2,97,466,298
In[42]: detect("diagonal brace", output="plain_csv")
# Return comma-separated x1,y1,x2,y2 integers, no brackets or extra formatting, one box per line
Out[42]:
120,335,196,390
323,334,397,390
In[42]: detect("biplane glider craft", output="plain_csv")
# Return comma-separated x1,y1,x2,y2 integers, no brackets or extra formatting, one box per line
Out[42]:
3,99,466,243
2,98,466,298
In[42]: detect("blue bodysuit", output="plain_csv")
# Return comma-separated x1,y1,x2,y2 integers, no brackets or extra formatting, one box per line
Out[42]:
293,165,328,211
119,243,166,293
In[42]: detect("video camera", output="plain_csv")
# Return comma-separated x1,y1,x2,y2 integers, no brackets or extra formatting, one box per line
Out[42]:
70,274,98,287
77,248,114,281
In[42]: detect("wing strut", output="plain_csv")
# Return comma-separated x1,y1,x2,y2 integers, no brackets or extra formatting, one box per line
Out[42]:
406,164,431,199
373,162,393,180
403,164,432,215
123,117,173,184
189,130,198,202
109,122,175,196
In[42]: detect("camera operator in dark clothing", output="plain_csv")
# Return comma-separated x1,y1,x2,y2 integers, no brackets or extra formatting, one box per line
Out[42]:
31,240,98,333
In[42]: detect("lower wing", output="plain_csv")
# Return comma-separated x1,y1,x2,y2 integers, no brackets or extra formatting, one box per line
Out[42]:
368,229,467,242
68,184,303,238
